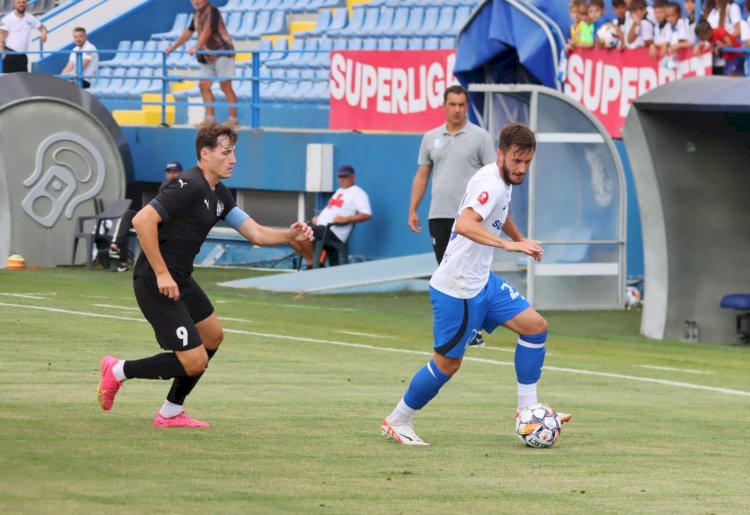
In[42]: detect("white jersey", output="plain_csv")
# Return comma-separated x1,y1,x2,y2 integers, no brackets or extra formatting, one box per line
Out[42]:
68,40,99,78
316,184,371,242
0,11,42,52
430,163,512,299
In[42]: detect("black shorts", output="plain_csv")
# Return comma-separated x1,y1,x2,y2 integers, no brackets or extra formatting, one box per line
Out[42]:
133,274,214,351
428,218,454,264
2,52,28,73
309,223,342,244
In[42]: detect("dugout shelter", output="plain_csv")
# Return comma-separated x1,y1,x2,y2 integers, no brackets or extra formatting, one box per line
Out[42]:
622,77,750,343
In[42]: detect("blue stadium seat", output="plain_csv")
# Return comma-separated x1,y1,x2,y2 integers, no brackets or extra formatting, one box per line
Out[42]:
290,68,316,102
423,37,439,49
133,40,159,68
405,7,425,34
431,6,454,36
298,9,331,38
88,67,112,96
392,37,408,50
376,38,393,51
407,38,424,50
331,38,347,51
260,38,288,65
306,79,329,103
152,13,190,41
220,0,247,13
362,38,377,50
420,7,440,36
370,7,394,36
332,5,365,37
264,10,287,35
451,6,472,33
131,67,161,97
439,36,455,49
385,7,409,36
261,67,287,100
123,40,146,67
246,10,271,38
347,38,363,50
224,11,244,37
235,12,258,40
275,37,305,69
357,7,381,37
309,38,333,68
101,40,131,68
273,68,301,102
327,8,348,33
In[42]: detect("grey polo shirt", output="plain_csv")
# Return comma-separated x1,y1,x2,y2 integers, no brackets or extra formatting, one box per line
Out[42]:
418,121,496,219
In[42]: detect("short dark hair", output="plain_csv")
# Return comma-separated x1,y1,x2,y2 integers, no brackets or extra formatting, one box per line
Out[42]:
589,0,604,9
694,18,712,38
195,122,238,161
629,0,647,10
498,123,536,154
652,0,669,8
443,84,468,103
73,27,86,34
612,0,626,8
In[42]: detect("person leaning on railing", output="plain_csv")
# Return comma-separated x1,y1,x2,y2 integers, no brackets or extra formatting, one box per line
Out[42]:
0,0,47,73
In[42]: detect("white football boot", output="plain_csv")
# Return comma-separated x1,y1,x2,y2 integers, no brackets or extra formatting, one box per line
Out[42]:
380,418,429,446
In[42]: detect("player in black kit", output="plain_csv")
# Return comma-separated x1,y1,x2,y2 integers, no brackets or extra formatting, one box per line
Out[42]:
97,123,313,427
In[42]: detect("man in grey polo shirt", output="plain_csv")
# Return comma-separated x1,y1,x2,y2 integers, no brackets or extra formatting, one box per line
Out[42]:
408,84,496,346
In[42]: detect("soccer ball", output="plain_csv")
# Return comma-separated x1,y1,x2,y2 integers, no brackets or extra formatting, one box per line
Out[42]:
597,24,620,49
625,286,642,310
515,403,561,448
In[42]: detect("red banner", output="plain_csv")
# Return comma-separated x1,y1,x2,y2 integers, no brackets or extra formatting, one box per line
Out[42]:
563,48,712,138
329,50,457,132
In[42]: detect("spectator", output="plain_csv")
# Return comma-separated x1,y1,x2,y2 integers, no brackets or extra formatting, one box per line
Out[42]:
742,1,750,46
684,0,697,39
653,0,672,58
565,0,584,52
695,18,744,75
704,0,742,38
289,165,372,269
109,161,184,272
408,84,496,347
625,0,655,50
164,0,239,128
0,0,47,73
60,27,98,89
608,0,629,49
590,0,608,43
666,2,692,58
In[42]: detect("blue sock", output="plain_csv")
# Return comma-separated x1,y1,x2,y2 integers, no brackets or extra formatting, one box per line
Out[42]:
514,332,547,385
403,359,451,410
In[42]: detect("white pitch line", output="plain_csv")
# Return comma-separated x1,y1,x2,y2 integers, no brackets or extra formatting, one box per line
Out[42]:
1,301,748,398
335,330,395,339
220,317,254,323
636,365,712,375
93,303,141,311
0,292,46,300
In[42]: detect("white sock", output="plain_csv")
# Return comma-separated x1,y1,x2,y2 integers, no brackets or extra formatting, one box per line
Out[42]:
112,360,127,382
387,398,416,425
158,400,183,418
517,382,538,410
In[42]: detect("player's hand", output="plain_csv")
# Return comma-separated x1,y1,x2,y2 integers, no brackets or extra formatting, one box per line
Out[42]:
156,272,180,301
506,240,544,262
408,211,421,234
290,221,314,242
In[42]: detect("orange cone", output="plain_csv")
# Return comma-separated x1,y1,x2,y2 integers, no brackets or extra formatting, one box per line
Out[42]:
6,254,26,269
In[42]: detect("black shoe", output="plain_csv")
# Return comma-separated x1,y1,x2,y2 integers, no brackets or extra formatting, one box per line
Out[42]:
468,332,486,348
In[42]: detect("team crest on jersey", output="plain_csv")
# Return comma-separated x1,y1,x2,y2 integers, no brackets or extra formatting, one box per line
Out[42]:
216,200,224,217
477,191,489,205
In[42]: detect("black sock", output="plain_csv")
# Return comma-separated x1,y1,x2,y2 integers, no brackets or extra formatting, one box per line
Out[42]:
123,352,187,380
166,348,217,405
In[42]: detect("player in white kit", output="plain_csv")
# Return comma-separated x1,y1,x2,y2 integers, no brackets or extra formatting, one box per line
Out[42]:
381,123,571,445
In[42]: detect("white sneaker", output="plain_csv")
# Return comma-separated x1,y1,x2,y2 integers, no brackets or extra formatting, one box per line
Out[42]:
380,418,429,446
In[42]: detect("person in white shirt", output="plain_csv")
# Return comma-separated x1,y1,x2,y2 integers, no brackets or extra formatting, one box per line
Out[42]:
60,27,98,89
0,0,47,73
290,164,372,269
380,123,571,446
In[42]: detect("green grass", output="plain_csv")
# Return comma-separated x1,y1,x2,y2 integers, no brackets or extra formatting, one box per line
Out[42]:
1,267,749,514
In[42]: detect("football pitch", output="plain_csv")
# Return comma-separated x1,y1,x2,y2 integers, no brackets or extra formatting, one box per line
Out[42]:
1,267,749,514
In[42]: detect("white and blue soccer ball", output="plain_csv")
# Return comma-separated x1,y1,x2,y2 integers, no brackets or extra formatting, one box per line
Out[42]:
625,286,642,310
515,403,561,448
597,24,620,49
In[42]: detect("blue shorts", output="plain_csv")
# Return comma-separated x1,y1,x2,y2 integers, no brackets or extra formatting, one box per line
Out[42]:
430,274,530,359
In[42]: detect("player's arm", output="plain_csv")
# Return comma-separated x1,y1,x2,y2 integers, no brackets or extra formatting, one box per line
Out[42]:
333,212,371,224
132,205,180,301
454,207,543,260
61,58,74,74
0,29,7,54
227,207,313,246
38,24,47,43
408,164,432,233
503,215,543,261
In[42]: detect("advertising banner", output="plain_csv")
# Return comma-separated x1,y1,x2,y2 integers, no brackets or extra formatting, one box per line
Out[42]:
329,50,457,132
564,48,712,138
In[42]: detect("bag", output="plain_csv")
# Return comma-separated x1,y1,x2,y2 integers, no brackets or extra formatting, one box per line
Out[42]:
196,53,207,64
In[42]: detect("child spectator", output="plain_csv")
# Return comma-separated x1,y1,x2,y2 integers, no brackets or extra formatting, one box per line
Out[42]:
590,0,608,37
653,0,672,58
666,2,692,66
625,0,655,51
566,0,583,52
705,0,742,38
577,1,596,48
695,18,744,75
609,0,628,49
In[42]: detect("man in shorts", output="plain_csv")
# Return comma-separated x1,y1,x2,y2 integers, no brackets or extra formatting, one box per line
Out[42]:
97,122,313,427
381,123,571,445
165,0,239,127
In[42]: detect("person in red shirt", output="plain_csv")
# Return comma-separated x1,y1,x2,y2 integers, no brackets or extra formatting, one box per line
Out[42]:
695,18,744,75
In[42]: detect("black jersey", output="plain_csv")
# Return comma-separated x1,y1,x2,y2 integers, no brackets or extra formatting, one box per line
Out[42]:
134,166,236,279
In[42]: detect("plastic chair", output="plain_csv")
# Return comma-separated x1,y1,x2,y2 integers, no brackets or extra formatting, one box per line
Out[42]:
152,13,190,41
71,199,133,270
312,223,353,268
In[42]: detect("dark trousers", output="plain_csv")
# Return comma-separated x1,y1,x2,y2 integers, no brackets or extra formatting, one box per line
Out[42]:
2,51,28,73
428,218,454,265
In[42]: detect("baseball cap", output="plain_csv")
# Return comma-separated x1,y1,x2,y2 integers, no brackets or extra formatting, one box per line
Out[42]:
165,161,183,172
337,164,355,177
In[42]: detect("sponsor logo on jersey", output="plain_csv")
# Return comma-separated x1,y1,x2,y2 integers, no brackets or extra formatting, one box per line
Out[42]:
177,179,187,189
477,191,489,205
203,198,209,210
216,200,224,217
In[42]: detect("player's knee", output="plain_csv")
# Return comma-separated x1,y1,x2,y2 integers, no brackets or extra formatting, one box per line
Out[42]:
183,354,209,376
533,316,549,335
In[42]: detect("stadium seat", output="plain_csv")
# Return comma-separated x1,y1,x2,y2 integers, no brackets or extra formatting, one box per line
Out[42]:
309,38,333,68
140,41,169,68
234,12,258,40
224,11,244,37
392,37,408,50
261,37,288,65
420,7,440,36
246,10,271,38
423,37,439,50
362,38,377,51
431,6,455,36
101,40,131,68
312,223,354,268
289,68,316,102
327,8,348,34
152,13,190,41
405,7,425,34
264,10,287,35
376,38,393,51
99,67,127,98
370,7,394,36
220,0,247,12
88,67,113,96
451,6,472,33
122,40,146,67
357,7,381,38
407,38,424,50
385,7,409,36
439,36,455,49
331,5,365,37
298,9,332,38
347,38,363,51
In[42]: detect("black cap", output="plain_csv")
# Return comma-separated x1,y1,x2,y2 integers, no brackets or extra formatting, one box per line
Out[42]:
337,164,355,177
165,161,183,172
